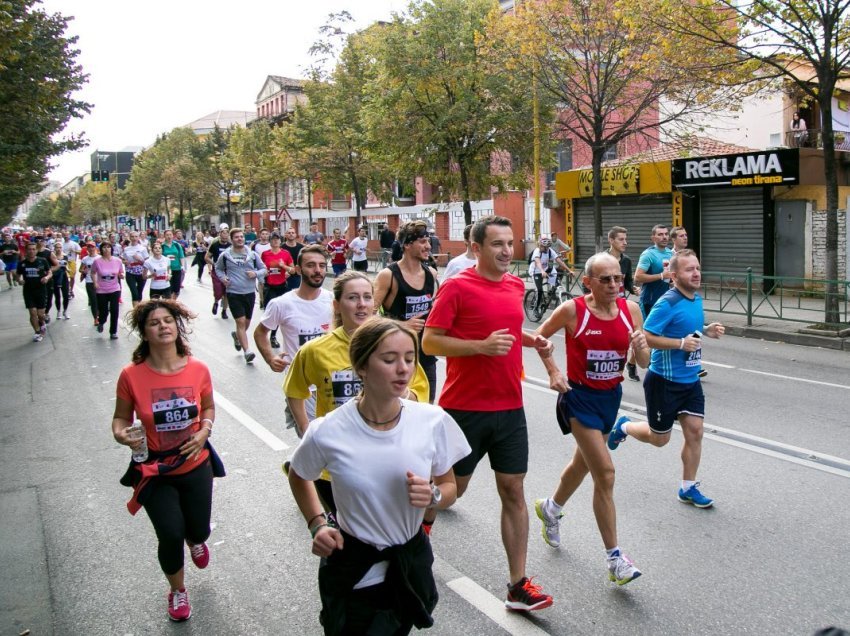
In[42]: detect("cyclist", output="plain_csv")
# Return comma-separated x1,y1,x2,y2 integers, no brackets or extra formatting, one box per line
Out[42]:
529,235,570,313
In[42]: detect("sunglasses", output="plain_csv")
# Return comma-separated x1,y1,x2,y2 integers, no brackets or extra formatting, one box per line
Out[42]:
591,275,625,285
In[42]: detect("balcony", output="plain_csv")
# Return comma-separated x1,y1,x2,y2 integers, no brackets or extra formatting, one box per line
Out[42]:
784,129,850,151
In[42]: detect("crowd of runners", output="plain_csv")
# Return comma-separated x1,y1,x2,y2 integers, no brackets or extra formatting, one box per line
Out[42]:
3,215,723,632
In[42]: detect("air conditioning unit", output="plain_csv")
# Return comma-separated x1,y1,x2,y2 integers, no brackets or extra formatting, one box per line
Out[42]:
543,190,562,209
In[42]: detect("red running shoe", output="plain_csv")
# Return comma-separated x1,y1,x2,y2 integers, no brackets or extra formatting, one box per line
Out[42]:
189,542,209,569
167,588,192,622
505,576,553,611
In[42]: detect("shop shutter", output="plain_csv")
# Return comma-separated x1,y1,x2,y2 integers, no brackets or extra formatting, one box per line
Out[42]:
699,188,763,275
574,196,672,267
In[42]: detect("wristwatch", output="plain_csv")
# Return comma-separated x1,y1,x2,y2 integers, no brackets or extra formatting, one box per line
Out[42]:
428,483,442,509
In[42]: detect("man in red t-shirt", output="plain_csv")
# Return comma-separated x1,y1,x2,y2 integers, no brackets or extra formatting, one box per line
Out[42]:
423,215,556,613
325,228,349,278
532,251,649,586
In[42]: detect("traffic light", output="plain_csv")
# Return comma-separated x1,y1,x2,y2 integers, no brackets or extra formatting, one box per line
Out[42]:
90,170,109,182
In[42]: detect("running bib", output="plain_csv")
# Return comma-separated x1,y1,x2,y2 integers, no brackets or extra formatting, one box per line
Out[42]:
151,392,200,432
155,273,168,281
685,347,702,367
586,349,626,381
102,274,116,281
298,331,324,346
269,267,280,275
404,293,432,319
168,255,175,261
330,369,362,408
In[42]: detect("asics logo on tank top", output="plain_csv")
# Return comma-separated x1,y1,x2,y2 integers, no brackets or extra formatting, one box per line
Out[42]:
585,329,602,336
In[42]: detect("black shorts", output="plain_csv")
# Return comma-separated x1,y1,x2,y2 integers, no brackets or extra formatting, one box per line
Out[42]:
446,408,528,476
150,287,170,299
227,292,256,320
643,369,705,434
169,269,182,297
263,283,287,307
555,382,623,436
23,286,46,309
352,259,368,272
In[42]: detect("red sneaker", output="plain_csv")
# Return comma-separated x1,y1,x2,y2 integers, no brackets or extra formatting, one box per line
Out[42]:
505,576,553,611
167,588,192,622
189,542,209,569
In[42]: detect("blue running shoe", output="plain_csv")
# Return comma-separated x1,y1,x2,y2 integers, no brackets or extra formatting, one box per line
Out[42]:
678,482,714,508
607,416,630,451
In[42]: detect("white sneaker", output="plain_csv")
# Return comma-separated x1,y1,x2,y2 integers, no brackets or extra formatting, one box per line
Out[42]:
534,498,563,548
607,550,642,585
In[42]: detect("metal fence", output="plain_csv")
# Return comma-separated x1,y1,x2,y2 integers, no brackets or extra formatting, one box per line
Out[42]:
701,269,850,326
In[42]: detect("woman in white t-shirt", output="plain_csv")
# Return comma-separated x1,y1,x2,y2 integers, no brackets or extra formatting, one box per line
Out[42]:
143,242,173,299
288,317,470,635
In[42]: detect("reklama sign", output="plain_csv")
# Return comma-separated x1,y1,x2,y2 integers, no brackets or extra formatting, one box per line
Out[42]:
672,148,799,188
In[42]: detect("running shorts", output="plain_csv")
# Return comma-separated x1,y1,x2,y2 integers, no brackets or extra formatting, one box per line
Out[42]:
643,369,705,434
555,381,623,436
23,286,47,309
226,292,256,321
446,407,528,476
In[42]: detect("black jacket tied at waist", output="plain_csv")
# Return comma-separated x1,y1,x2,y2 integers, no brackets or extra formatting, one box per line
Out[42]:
318,527,438,635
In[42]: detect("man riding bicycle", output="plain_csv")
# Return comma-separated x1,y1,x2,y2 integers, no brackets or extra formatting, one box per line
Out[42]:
529,234,572,312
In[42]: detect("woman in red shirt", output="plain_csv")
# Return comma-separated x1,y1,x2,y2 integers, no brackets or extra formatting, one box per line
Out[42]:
111,299,225,622
260,232,294,348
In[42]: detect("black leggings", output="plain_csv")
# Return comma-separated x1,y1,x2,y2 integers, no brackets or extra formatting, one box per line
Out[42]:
53,276,69,312
143,461,213,576
96,291,120,335
85,282,98,320
125,273,146,302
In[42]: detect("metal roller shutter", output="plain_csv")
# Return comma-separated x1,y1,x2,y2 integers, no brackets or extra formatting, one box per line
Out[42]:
574,196,672,267
699,188,764,275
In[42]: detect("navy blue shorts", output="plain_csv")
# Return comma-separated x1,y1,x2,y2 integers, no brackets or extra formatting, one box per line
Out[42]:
556,382,623,436
446,408,528,476
643,369,704,434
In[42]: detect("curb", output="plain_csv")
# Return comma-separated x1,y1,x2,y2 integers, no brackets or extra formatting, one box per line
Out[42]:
724,324,849,351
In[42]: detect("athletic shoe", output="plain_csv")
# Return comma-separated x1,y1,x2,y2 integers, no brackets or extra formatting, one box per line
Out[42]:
627,363,640,382
678,482,714,508
118,296,123,304
40,324,46,334
244,351,256,364
167,588,192,622
282,460,291,476
97,324,104,333
698,368,708,378
607,416,630,451
110,334,119,340
221,309,228,319
32,333,41,342
607,550,642,585
62,312,68,320
270,336,280,349
69,291,74,298
212,300,218,315
231,331,242,351
534,498,563,548
188,542,209,569
505,577,553,611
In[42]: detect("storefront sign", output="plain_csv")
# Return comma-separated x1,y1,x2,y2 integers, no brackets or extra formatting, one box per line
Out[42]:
564,199,575,265
577,165,639,196
672,149,799,188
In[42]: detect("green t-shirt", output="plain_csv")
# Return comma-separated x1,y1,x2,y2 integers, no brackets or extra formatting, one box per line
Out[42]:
161,242,185,271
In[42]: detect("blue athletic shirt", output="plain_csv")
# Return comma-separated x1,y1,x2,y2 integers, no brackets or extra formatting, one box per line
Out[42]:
637,245,673,313
644,288,704,384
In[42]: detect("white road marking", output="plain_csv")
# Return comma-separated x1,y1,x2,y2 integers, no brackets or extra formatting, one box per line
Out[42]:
433,556,551,636
214,390,288,451
523,376,850,479
738,368,850,390
700,360,735,368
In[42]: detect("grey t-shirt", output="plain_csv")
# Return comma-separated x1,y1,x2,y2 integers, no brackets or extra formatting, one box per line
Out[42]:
304,231,324,245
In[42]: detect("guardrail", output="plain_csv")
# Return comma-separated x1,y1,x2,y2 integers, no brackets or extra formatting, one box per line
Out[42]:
701,269,850,326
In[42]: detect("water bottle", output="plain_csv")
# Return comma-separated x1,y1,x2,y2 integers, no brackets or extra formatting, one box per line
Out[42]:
128,419,149,463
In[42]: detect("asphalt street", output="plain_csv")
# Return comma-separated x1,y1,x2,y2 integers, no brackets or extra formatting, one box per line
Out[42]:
0,274,848,636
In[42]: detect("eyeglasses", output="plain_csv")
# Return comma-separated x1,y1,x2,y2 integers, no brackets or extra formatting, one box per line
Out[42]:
591,275,625,285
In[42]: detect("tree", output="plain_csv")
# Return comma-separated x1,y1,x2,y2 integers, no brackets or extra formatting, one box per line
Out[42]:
26,197,58,228
368,0,546,226
644,0,849,323
70,181,112,226
205,124,239,226
225,121,278,222
485,0,753,251
0,1,90,225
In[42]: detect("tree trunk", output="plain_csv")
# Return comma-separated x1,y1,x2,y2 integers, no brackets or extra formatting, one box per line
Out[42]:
459,162,472,227
591,146,605,253
819,92,840,324
306,176,314,226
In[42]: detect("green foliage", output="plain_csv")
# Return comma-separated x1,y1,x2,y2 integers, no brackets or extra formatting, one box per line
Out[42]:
0,1,90,223
367,0,546,224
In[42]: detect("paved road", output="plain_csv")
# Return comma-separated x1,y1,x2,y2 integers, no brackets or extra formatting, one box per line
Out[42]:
0,277,848,635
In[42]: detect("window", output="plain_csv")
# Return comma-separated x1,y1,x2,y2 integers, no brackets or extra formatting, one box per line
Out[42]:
602,143,617,162
546,140,573,186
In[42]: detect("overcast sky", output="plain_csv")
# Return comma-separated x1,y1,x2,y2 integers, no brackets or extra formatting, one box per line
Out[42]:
40,0,408,187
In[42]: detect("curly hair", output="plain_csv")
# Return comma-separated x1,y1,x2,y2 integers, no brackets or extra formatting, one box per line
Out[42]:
126,299,196,364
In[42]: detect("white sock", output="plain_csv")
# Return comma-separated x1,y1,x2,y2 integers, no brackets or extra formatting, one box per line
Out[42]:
682,480,696,490
606,546,621,559
620,421,630,435
547,498,563,515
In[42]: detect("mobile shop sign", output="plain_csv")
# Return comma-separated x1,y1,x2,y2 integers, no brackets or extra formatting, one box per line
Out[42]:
578,165,639,196
672,149,799,188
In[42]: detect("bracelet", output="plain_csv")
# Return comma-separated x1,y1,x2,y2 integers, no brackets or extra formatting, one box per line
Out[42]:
201,418,213,433
306,513,326,529
679,338,685,350
310,523,329,538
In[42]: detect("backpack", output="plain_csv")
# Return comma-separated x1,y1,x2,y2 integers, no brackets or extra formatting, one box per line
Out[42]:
528,247,555,265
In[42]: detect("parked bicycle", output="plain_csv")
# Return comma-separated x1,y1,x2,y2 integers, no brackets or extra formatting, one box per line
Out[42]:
524,271,573,322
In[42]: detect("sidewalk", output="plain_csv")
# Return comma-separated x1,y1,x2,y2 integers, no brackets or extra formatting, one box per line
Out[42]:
703,309,850,352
